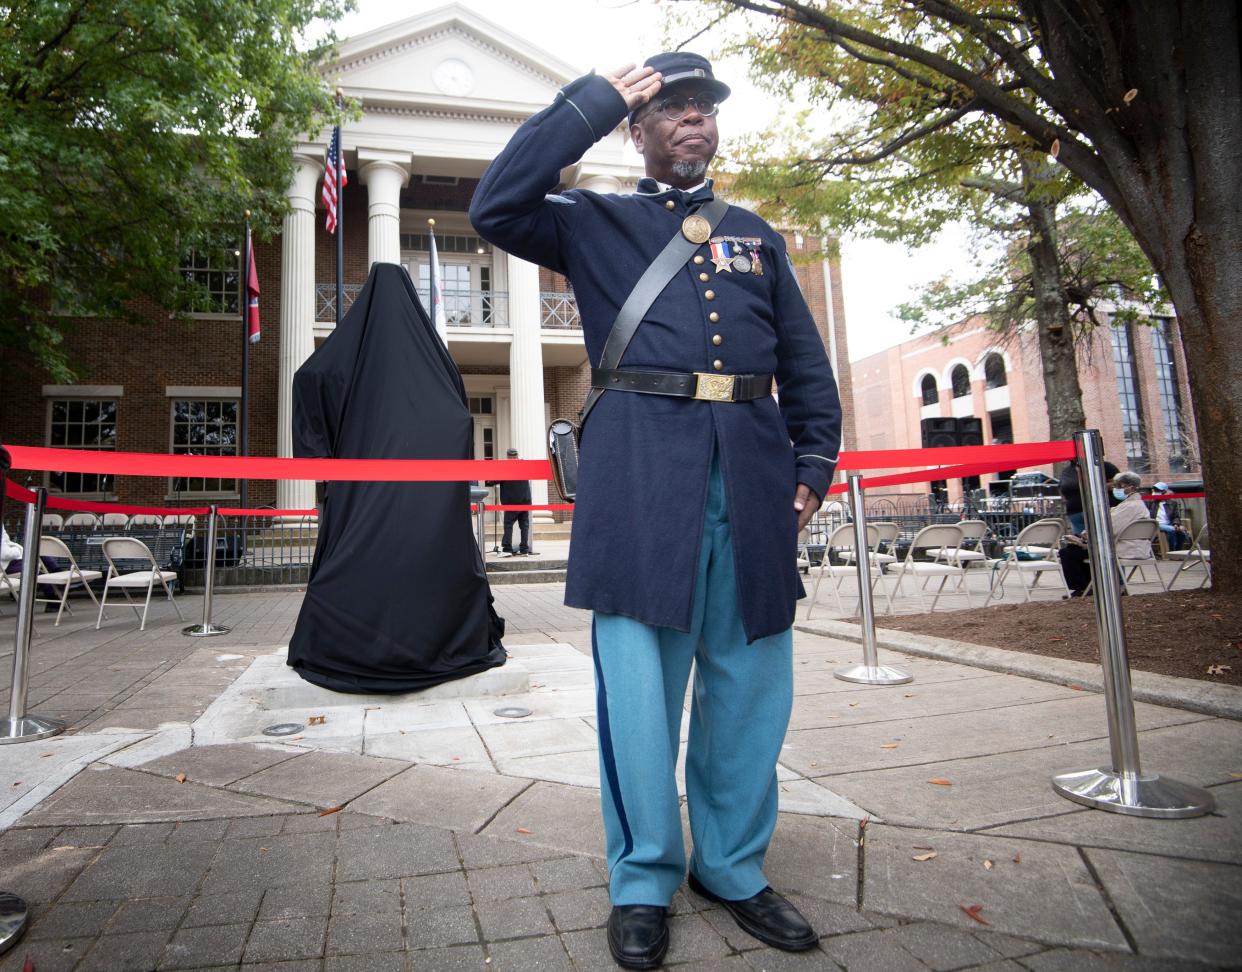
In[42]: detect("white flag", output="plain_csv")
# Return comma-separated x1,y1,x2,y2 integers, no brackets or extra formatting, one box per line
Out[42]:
428,229,448,346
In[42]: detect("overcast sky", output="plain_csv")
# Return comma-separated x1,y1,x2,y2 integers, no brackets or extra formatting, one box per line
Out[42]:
335,0,961,361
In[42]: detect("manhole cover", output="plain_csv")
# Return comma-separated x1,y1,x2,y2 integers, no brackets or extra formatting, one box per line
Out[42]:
493,707,532,719
261,723,305,736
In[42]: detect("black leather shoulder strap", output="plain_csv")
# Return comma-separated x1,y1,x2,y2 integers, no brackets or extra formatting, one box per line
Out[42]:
579,197,728,424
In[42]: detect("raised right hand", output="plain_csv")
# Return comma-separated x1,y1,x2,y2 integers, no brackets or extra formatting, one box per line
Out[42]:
604,63,662,112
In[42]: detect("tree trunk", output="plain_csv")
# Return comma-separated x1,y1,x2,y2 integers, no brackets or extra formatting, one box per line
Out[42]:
1022,168,1087,444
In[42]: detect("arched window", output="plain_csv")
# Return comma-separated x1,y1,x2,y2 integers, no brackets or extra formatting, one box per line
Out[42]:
951,364,971,398
920,374,938,406
984,353,1007,389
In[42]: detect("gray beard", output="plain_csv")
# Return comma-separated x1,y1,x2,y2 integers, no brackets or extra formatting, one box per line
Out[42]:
671,159,708,183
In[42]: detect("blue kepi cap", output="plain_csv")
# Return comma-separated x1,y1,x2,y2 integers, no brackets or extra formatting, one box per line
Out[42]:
628,51,730,125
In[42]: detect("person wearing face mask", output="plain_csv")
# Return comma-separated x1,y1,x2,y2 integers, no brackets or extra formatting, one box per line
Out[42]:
1059,470,1150,596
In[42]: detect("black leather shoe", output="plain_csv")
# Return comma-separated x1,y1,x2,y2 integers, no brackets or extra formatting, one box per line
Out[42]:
688,874,817,951
607,905,669,969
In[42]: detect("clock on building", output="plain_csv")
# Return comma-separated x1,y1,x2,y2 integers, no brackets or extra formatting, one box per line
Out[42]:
433,58,475,96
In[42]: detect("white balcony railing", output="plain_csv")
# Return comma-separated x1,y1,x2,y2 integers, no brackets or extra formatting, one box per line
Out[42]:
316,285,582,330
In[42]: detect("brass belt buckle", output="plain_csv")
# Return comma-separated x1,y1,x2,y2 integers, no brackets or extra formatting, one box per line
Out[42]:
694,372,736,402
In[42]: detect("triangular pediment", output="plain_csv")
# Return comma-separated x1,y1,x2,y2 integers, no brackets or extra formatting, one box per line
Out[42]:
325,4,581,108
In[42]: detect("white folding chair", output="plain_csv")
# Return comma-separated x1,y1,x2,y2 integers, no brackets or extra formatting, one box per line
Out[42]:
162,513,197,538
1168,524,1211,590
805,524,893,618
844,520,899,571
930,518,988,569
127,513,163,529
0,569,20,605
1114,518,1168,593
40,513,64,532
101,513,130,529
985,519,1067,605
888,524,970,612
96,537,183,631
63,512,100,530
35,536,103,625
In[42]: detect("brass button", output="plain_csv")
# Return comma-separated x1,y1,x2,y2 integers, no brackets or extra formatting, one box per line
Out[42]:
665,199,676,210
713,359,724,371
693,255,705,265
698,272,709,282
704,290,715,300
712,334,723,346
709,311,719,322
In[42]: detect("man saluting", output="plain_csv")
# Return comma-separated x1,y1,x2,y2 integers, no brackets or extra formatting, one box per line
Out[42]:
471,54,841,969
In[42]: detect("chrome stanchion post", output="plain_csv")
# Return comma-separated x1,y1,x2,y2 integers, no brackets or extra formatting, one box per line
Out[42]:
1,487,66,743
1051,430,1212,817
835,472,912,686
183,504,230,637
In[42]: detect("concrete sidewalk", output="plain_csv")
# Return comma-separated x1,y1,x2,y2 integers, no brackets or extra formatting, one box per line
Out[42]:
0,584,1238,971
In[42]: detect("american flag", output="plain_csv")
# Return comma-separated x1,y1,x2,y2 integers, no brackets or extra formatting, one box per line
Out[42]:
322,127,347,233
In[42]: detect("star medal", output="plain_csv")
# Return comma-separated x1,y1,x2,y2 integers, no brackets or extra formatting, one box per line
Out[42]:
709,240,734,272
682,214,711,244
731,254,752,273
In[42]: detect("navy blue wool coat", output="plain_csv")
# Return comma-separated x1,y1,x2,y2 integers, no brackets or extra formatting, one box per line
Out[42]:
470,73,842,642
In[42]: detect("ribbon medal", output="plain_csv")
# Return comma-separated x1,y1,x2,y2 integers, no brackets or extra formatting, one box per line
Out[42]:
709,236,765,275
709,240,735,273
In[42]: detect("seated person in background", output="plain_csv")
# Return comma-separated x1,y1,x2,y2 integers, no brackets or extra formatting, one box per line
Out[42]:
1059,457,1119,534
1151,482,1189,552
1060,471,1149,597
1,527,21,575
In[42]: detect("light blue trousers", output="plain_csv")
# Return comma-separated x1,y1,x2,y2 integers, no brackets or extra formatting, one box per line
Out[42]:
591,453,794,906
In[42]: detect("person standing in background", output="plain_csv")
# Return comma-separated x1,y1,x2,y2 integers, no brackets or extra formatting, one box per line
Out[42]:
488,448,532,556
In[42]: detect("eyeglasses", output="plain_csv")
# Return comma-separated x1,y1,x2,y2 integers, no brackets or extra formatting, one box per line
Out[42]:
649,94,718,121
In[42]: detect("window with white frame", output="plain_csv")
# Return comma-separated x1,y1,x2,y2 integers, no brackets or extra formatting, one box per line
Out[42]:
47,399,117,495
180,242,240,316
170,399,238,495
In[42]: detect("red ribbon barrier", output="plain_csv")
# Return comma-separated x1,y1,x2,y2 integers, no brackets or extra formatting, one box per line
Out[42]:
485,504,575,512
1147,492,1205,501
3,446,552,483
4,441,1072,482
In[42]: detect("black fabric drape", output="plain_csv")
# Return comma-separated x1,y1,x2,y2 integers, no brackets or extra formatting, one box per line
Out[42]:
288,263,506,693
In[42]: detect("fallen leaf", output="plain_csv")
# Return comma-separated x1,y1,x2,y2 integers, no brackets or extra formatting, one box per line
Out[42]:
40,753,54,758
515,827,532,835
860,815,870,830
11,782,21,787
308,715,326,726
318,806,342,817
880,743,899,749
983,859,994,870
1229,773,1242,780
1049,138,1061,158
1013,853,1022,864
1123,87,1138,103
912,851,938,862
903,693,915,698
23,955,34,972
1207,664,1232,675
175,773,187,784
848,702,859,708
1069,685,1084,691
960,904,989,925
927,778,953,786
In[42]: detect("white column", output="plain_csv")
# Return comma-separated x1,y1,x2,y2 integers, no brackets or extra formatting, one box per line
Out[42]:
357,150,411,267
505,250,551,519
575,172,623,194
276,154,321,510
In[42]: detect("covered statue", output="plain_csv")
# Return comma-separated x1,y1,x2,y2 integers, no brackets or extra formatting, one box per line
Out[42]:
288,262,506,692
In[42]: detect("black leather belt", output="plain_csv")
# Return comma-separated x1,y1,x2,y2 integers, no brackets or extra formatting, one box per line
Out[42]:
591,368,774,403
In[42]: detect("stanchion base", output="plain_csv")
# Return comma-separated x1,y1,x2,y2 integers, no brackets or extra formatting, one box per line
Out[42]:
1052,767,1216,818
0,892,29,955
834,664,914,685
0,715,66,745
182,624,232,638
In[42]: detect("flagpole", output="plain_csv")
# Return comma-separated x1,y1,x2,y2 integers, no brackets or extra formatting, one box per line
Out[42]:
427,217,438,335
334,89,344,331
239,210,251,510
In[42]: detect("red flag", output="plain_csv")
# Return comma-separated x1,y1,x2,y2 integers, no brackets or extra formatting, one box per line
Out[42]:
322,127,347,233
246,227,260,344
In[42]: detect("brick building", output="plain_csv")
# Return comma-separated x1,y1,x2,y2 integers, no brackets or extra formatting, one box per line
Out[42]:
852,314,1199,497
0,5,854,517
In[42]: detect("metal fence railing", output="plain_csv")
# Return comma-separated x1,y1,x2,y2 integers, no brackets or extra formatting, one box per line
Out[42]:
540,291,582,329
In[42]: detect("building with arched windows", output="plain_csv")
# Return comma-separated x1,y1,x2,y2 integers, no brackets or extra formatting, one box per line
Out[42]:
0,5,855,518
853,315,1200,497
